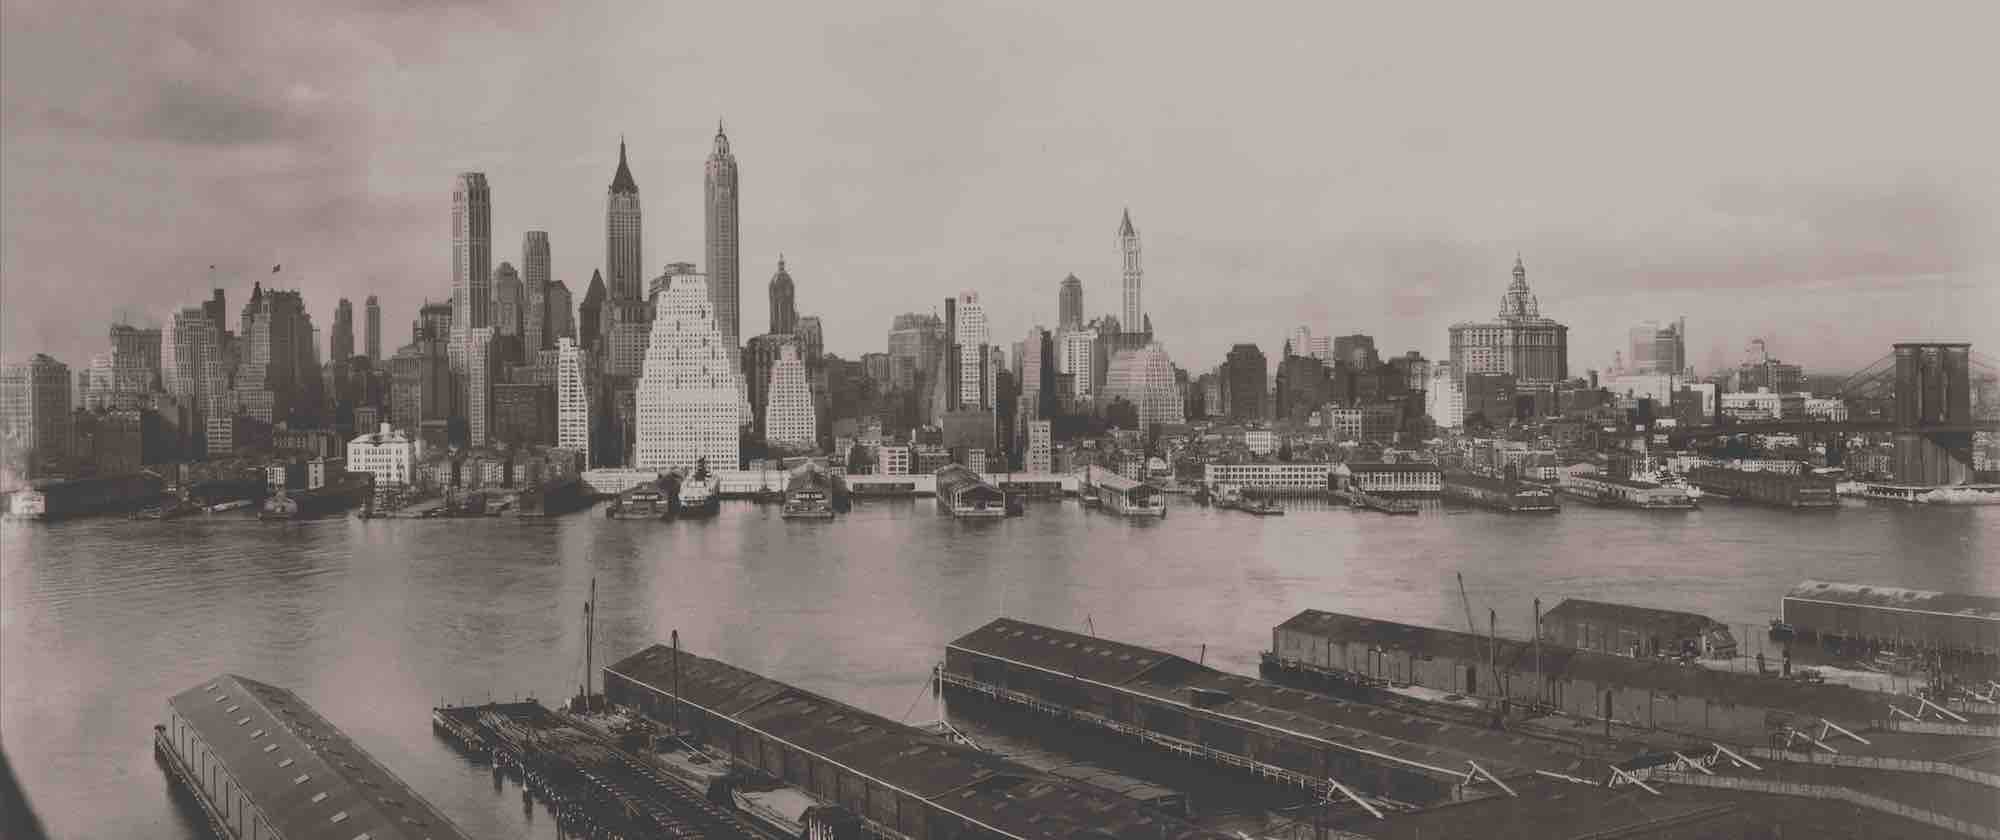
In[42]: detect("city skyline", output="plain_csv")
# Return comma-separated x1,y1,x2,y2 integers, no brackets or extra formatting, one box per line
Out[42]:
3,3,1996,375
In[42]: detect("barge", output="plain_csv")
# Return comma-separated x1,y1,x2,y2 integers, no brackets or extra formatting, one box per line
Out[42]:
1687,466,1837,508
1441,469,1558,512
1557,473,1697,510
258,478,370,520
3,472,165,520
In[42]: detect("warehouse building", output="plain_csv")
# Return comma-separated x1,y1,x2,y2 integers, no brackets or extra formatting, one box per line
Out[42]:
155,674,470,840
1782,580,2000,655
1539,599,1737,659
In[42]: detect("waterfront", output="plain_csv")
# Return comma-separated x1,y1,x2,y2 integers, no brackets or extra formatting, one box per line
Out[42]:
2,498,1995,839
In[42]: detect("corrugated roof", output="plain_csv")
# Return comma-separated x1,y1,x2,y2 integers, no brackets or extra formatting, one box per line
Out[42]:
1784,580,2000,621
604,645,1227,840
167,675,471,840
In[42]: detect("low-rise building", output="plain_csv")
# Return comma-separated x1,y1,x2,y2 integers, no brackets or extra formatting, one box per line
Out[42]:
1340,461,1442,494
1203,462,1330,492
1540,599,1736,659
876,444,911,476
346,423,415,486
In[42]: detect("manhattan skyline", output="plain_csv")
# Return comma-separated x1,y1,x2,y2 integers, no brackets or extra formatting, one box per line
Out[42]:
3,2,1996,373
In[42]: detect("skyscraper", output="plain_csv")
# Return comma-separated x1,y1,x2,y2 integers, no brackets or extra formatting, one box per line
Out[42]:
546,279,575,344
886,313,943,394
1224,343,1268,423
163,306,231,455
578,270,606,351
705,121,741,355
768,256,796,335
954,291,990,409
764,344,816,451
236,283,316,426
1118,209,1142,331
451,172,492,372
0,354,74,470
332,298,354,361
556,336,593,455
466,327,496,447
523,231,551,352
364,295,381,361
605,140,643,302
1448,256,1569,389
634,270,741,472
1628,319,1686,376
492,261,523,338
107,324,161,397
1059,274,1083,330
1106,344,1186,431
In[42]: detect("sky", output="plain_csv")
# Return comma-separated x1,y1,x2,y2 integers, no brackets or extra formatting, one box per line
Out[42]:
4,0,1997,377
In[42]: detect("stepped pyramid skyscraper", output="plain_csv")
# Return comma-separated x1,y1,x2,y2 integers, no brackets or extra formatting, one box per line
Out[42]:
635,269,744,472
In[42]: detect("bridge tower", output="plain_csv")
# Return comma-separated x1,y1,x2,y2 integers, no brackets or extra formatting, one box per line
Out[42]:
1891,342,1975,486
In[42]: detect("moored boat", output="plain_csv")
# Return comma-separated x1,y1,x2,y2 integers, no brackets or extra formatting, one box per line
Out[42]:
676,459,722,517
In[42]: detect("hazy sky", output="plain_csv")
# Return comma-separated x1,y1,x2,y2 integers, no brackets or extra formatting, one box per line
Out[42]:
4,0,1996,375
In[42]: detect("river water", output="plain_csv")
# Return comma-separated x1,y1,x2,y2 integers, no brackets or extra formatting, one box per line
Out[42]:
2,497,1994,838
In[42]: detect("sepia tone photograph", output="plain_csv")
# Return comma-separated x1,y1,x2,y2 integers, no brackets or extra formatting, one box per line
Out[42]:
2,1,1997,838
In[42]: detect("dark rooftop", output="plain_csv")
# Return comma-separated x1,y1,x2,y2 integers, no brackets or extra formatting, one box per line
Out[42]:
167,675,471,840
1541,598,1724,636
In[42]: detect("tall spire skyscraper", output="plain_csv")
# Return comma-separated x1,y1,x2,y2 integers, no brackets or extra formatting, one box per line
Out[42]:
451,172,492,372
705,120,741,356
523,231,551,351
1118,209,1142,332
364,295,381,361
768,255,796,335
606,139,643,302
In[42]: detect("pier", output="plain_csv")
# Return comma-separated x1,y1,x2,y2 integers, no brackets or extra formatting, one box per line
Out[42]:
600,642,1229,840
430,699,773,840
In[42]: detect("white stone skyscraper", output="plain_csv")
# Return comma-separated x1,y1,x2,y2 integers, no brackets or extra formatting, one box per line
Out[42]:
605,141,642,302
634,270,741,473
1118,208,1142,332
451,172,492,372
763,344,816,450
556,336,593,454
164,305,231,454
954,290,990,409
466,326,495,447
704,121,741,356
523,231,550,351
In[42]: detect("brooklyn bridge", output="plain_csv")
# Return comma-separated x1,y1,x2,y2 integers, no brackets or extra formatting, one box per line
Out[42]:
1613,342,1997,487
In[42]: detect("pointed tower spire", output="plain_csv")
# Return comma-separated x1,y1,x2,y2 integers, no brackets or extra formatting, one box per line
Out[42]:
1118,207,1135,237
610,137,638,194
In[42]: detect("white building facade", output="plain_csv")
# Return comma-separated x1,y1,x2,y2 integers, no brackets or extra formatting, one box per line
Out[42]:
764,344,817,450
346,423,416,486
1103,343,1185,430
634,272,741,473
556,337,593,454
955,291,990,408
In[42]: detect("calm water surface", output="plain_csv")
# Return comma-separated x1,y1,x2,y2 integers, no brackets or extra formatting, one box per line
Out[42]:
3,497,1995,838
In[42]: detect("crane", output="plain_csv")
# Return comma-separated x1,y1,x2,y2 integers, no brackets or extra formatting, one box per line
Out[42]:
1456,573,1478,639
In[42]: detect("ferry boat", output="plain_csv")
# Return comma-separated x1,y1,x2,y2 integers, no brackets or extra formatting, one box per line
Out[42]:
1441,470,1559,513
676,460,722,517
935,465,1006,518
606,483,672,519
1557,474,1697,510
1687,466,1836,508
781,464,837,520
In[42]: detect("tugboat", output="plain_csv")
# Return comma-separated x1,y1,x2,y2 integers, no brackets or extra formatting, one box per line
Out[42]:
677,459,722,518
1216,485,1283,516
133,493,203,520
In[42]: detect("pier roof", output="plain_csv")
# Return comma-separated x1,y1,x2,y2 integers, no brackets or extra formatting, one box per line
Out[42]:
605,645,1228,840
1785,580,2000,622
1279,610,1891,724
167,674,471,840
953,619,1586,780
